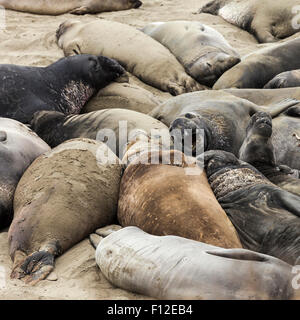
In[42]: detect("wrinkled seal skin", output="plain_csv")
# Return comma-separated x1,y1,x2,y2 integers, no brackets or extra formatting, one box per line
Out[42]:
0,0,142,15
8,138,122,285
30,109,169,157
149,90,299,156
0,54,125,124
56,20,206,96
142,21,240,87
95,227,299,300
203,150,300,265
118,148,242,248
200,0,300,43
0,118,50,229
239,111,300,197
213,37,300,89
264,70,300,89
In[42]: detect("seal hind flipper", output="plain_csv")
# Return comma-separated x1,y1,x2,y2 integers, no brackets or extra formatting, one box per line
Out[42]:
257,98,300,117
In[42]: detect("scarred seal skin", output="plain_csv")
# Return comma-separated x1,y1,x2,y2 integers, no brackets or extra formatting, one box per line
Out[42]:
0,118,50,229
0,0,142,15
56,19,206,96
8,138,123,285
203,150,300,265
0,54,126,123
95,226,299,300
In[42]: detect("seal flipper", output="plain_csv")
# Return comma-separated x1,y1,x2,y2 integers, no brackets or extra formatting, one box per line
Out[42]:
70,6,89,15
257,98,300,117
285,105,300,118
273,189,300,218
199,0,221,14
89,234,103,249
206,248,269,262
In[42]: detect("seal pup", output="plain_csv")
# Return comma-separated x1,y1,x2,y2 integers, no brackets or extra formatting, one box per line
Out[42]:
200,0,300,43
202,150,300,265
0,0,142,15
213,37,300,89
0,54,126,124
0,118,50,229
239,111,300,197
142,21,240,87
91,226,298,300
56,20,206,96
264,70,300,89
8,139,123,285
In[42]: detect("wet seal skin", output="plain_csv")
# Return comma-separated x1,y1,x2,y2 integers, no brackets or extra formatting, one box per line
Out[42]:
0,54,126,124
202,149,300,265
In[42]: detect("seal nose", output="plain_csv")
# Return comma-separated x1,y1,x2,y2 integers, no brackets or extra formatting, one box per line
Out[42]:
133,0,143,8
0,131,7,142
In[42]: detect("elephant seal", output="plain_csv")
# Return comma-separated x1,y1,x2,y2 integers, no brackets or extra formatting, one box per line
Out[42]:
213,37,300,89
118,147,242,248
30,109,169,157
0,118,50,229
56,20,206,96
0,0,142,15
0,54,126,124
142,21,240,87
8,138,122,285
200,0,300,43
149,90,299,156
264,70,300,89
202,150,300,265
239,111,300,197
93,226,298,300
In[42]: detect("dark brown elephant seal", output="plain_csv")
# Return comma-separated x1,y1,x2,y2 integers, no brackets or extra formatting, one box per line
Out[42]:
264,70,300,89
202,150,300,265
213,37,300,89
8,138,122,285
0,0,142,15
118,147,242,249
239,111,300,197
200,0,300,43
56,20,206,96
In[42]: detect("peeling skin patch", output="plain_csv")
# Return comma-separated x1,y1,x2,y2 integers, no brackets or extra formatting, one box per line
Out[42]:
209,167,273,200
61,81,94,115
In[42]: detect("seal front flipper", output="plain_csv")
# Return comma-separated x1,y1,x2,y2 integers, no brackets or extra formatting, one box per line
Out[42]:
258,98,300,117
70,6,89,15
285,105,300,118
199,0,221,14
89,234,103,249
206,248,270,262
273,189,300,218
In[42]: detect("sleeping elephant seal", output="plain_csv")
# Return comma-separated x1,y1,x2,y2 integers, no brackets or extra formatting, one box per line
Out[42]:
0,0,142,15
142,21,240,87
93,226,298,300
118,147,242,248
30,109,169,157
149,90,299,156
56,20,206,96
213,37,300,89
202,150,300,265
0,118,50,229
200,0,300,43
0,54,126,124
8,138,123,285
239,111,300,197
264,70,300,89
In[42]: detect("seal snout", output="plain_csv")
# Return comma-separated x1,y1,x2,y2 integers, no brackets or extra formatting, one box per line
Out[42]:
132,0,143,9
250,112,272,136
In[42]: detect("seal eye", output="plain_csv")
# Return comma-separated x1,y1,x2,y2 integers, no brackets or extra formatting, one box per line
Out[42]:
185,113,196,119
0,131,7,142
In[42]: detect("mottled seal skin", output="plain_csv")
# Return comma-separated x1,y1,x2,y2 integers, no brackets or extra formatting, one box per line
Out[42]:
149,90,299,156
0,0,142,15
213,37,300,89
202,150,300,265
0,54,125,124
95,226,299,300
264,70,300,89
200,0,300,43
8,139,123,285
0,118,50,229
142,21,240,87
30,109,169,157
118,148,242,249
56,20,206,96
239,111,300,197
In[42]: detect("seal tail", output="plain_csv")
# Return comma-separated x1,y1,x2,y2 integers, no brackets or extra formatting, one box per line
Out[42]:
259,98,300,117
199,0,221,14
10,250,55,285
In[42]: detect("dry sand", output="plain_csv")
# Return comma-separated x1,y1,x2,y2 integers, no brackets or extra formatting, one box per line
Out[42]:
0,0,266,300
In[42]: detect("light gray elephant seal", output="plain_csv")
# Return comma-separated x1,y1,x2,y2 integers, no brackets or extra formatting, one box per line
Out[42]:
0,0,142,15
0,118,50,229
213,37,300,89
264,70,300,89
142,21,240,87
200,0,300,43
93,226,299,300
8,138,122,285
56,20,206,96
